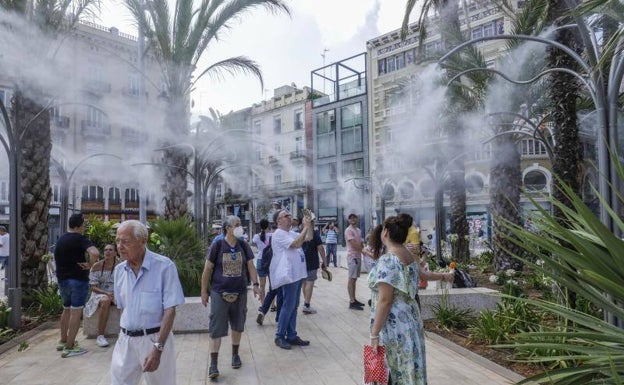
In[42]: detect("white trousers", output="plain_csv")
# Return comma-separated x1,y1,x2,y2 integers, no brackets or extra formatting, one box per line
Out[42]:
110,332,176,385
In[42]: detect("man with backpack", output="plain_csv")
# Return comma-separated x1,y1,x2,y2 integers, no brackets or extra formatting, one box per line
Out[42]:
301,225,328,314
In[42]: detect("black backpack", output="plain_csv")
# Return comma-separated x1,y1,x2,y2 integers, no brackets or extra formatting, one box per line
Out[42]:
453,267,476,288
260,238,273,272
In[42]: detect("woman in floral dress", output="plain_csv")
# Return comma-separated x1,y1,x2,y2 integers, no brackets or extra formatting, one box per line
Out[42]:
368,214,454,385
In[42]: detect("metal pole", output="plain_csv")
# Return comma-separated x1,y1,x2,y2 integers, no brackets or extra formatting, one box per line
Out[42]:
138,0,147,225
7,132,21,328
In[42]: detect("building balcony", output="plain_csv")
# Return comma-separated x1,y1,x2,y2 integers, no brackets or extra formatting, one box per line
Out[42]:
289,150,306,161
268,155,279,165
81,120,111,137
122,87,148,98
121,126,145,141
84,80,112,94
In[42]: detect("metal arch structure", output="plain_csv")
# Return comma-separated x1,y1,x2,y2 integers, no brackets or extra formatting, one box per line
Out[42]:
439,29,622,238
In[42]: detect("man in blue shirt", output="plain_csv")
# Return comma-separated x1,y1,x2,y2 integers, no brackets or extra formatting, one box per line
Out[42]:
111,220,185,385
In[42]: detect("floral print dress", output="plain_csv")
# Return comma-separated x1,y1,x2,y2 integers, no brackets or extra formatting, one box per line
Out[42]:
368,252,427,385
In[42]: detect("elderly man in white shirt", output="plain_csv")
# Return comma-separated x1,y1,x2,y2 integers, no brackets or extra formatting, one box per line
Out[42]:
111,220,185,385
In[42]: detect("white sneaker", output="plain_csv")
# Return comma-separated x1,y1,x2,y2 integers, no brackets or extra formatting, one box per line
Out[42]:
302,306,317,314
96,335,109,347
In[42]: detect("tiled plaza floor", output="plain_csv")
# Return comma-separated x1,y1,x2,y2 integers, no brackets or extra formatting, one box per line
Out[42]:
0,266,524,384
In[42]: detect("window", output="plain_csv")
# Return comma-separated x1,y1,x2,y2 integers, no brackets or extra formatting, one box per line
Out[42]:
471,27,483,40
215,183,223,199
295,166,304,185
82,185,104,201
253,120,261,135
406,49,416,64
255,148,262,161
1,181,7,201
524,170,547,191
341,103,363,154
318,190,337,217
295,137,303,154
316,110,336,158
125,188,139,203
274,170,282,186
395,52,406,70
399,181,415,199
273,115,281,134
86,106,106,128
466,175,485,194
274,141,281,155
127,73,140,96
109,187,120,204
317,163,337,183
378,59,386,75
294,110,303,130
51,184,61,203
521,138,547,155
483,22,495,37
342,158,364,178
387,56,396,72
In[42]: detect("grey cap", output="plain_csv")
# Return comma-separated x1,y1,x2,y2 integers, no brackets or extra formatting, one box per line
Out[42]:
0,226,7,232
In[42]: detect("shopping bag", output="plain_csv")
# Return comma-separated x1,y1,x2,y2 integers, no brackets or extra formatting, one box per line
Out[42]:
363,344,388,385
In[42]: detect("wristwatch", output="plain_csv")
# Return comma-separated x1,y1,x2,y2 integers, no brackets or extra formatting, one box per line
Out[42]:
153,342,165,351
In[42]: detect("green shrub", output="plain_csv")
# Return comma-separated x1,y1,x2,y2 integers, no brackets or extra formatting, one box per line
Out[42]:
29,283,63,316
147,218,206,296
84,214,117,252
431,291,473,329
469,309,508,344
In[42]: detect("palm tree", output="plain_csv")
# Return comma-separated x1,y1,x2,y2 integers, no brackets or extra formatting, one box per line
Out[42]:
124,0,289,219
0,0,99,291
402,0,471,262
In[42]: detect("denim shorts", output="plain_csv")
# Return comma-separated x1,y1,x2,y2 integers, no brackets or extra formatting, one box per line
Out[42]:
58,279,90,309
256,258,268,278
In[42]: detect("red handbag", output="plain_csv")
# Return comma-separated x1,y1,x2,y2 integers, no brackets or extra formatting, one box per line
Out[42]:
363,345,388,385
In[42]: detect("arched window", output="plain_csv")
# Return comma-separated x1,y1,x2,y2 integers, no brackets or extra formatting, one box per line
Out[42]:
399,181,415,200
523,170,547,191
81,185,104,202
465,175,485,195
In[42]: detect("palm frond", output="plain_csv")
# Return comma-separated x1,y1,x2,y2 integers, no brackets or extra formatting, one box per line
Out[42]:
192,55,262,90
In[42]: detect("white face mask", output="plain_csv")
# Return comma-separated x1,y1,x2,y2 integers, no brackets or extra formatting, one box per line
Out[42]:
233,226,244,238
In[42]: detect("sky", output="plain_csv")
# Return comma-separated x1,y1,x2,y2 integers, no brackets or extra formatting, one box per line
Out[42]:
98,0,410,115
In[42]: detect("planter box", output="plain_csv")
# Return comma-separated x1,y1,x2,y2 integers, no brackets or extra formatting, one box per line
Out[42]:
83,297,209,338
419,287,500,320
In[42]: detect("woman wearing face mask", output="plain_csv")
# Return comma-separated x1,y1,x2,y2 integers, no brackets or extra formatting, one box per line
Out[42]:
201,215,260,380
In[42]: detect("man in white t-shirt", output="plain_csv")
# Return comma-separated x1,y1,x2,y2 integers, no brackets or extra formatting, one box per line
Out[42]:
270,209,313,350
0,226,9,271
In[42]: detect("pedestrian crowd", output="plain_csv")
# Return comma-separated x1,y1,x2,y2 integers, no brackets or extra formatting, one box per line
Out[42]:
49,210,455,384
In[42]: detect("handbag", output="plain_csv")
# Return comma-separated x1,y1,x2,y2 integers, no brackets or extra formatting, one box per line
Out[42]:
363,344,388,385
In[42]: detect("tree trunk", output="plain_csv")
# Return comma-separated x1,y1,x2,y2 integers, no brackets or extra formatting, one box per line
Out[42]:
547,0,583,221
162,97,190,219
490,135,524,272
12,89,51,292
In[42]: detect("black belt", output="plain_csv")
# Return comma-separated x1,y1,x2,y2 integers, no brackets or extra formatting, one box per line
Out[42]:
120,326,160,337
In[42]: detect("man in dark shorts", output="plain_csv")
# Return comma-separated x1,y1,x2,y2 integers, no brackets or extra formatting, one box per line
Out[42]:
54,214,100,357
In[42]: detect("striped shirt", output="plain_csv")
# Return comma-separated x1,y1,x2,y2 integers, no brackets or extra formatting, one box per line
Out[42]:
325,229,338,244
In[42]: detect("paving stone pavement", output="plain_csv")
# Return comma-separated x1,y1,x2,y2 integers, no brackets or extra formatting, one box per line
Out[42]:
0,267,524,385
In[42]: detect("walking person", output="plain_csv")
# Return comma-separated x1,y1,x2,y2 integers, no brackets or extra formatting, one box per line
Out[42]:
84,243,118,348
54,214,100,357
201,215,260,380
322,222,339,267
368,215,454,384
252,219,271,304
270,209,313,349
0,226,9,280
110,220,185,385
344,213,365,310
302,226,328,315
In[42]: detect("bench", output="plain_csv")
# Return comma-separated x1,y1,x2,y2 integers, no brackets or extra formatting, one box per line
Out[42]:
83,297,210,338
418,286,499,320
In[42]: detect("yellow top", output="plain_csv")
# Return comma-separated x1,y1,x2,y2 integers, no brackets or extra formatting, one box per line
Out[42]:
405,225,420,245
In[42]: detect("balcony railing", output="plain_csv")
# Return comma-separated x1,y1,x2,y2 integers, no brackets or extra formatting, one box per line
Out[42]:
289,150,306,160
121,126,145,141
84,80,112,94
81,120,111,136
